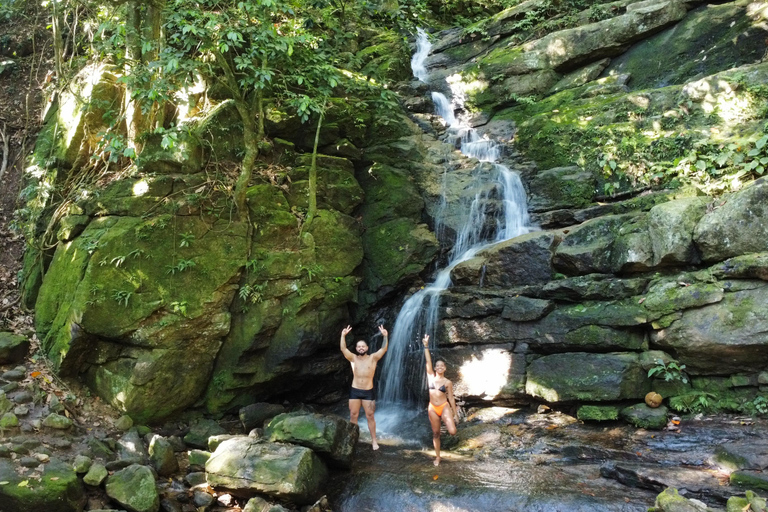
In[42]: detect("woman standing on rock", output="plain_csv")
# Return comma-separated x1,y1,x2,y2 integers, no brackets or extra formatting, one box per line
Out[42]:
422,334,458,466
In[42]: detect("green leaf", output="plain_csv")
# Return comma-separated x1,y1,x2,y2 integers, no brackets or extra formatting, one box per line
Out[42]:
756,135,768,150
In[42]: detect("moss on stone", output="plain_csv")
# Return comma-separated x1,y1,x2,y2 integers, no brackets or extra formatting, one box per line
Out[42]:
577,404,620,421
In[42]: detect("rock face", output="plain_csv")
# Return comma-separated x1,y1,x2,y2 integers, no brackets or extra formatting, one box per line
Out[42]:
205,437,327,504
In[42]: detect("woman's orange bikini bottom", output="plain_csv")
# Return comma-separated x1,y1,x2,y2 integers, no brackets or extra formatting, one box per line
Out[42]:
428,401,447,416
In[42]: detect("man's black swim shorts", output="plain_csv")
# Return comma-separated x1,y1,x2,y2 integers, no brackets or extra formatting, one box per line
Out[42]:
349,386,375,400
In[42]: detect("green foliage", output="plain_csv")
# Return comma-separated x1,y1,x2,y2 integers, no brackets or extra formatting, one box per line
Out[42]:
238,282,266,304
165,258,196,274
170,300,189,316
668,391,715,414
179,232,195,247
648,359,689,384
112,289,133,307
742,395,768,416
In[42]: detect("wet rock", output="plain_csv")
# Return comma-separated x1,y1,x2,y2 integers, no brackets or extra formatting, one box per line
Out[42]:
264,412,359,468
105,464,160,512
13,405,29,416
118,428,150,463
183,418,226,449
43,413,73,429
149,435,178,476
206,437,327,504
453,232,557,287
48,394,65,413
239,402,286,431
0,445,10,457
1,412,19,428
620,403,668,430
84,462,109,486
553,215,629,275
0,332,30,364
0,458,86,512
73,454,93,473
714,442,768,471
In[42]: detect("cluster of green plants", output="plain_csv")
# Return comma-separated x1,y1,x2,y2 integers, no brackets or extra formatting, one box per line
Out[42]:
648,359,689,385
668,391,768,416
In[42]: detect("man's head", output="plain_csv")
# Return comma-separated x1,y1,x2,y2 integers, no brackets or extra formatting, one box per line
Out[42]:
355,340,369,355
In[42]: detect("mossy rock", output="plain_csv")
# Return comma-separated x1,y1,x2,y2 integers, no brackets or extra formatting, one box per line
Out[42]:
526,352,652,402
731,471,768,492
620,403,668,430
0,458,86,512
35,213,249,423
577,404,620,421
361,219,439,291
606,2,768,91
528,166,596,212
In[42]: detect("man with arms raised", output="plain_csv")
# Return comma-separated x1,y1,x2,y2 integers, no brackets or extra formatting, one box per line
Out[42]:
340,324,388,450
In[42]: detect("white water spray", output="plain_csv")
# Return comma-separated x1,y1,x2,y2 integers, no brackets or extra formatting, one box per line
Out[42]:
378,30,531,405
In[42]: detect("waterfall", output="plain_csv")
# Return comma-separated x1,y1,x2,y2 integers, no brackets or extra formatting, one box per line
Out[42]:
378,29,531,405
411,27,431,82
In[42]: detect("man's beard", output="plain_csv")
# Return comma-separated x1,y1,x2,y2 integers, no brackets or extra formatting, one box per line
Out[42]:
357,348,368,355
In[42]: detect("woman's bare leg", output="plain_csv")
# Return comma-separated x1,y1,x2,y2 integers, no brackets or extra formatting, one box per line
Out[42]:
428,408,442,465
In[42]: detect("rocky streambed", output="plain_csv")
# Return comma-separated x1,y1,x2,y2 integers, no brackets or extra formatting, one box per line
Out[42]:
3,336,768,512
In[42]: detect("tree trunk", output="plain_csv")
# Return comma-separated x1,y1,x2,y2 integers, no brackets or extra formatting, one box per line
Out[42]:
304,107,325,229
124,0,145,153
233,100,258,216
51,0,65,78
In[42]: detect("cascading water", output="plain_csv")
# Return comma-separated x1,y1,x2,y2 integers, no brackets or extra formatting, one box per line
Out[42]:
378,30,531,406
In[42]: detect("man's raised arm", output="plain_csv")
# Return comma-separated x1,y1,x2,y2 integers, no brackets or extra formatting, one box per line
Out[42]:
340,325,354,361
372,325,389,360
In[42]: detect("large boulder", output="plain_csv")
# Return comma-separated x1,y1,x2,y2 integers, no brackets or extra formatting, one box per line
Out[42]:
34,213,248,423
206,437,327,504
694,179,768,262
0,458,85,512
452,231,557,287
527,166,596,212
647,197,708,266
651,284,768,374
525,352,655,402
264,412,358,468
